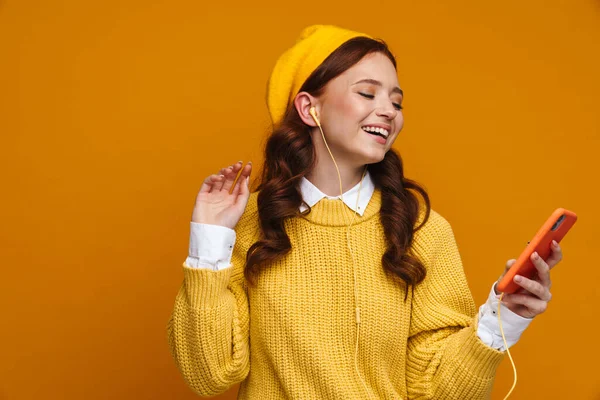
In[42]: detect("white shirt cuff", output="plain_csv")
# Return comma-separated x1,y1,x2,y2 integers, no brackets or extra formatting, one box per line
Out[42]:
476,282,534,351
184,222,235,271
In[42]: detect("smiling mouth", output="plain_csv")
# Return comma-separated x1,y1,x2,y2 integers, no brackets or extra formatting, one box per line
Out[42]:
363,131,387,145
366,131,387,140
361,126,389,139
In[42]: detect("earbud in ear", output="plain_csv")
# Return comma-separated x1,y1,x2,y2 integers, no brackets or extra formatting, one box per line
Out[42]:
309,106,320,126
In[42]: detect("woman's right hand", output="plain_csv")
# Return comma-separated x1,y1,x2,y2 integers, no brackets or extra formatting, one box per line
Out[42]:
191,161,253,229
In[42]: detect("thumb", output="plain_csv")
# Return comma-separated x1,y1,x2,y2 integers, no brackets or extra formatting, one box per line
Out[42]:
494,259,517,296
499,259,517,280
505,258,517,271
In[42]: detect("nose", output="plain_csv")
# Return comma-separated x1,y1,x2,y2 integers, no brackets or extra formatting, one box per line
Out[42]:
376,102,398,120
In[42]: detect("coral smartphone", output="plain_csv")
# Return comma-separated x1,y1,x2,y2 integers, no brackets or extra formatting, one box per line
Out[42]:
496,208,577,294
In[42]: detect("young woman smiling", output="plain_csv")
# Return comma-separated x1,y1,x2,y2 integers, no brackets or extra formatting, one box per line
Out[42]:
167,25,561,400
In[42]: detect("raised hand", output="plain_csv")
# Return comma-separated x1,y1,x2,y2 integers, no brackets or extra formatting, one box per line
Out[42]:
191,161,253,230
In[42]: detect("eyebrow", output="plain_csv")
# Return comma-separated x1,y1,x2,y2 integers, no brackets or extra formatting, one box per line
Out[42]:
352,78,403,96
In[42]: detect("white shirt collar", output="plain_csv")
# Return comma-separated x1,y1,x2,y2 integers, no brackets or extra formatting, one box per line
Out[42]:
298,170,375,216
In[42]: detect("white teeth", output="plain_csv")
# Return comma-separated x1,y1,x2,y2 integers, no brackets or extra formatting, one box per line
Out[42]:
362,126,389,137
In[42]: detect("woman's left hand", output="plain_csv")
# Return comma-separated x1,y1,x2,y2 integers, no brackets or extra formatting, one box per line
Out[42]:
495,240,563,319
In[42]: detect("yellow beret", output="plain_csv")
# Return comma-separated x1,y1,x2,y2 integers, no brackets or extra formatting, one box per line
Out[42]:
266,25,372,127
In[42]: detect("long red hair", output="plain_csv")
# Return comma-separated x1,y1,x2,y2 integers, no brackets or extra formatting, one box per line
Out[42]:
245,36,431,293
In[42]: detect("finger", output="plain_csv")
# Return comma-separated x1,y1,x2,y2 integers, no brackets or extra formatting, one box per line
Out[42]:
505,259,516,272
221,161,243,192
235,171,250,205
513,273,551,301
496,259,516,293
232,162,252,197
200,174,224,193
209,173,226,193
212,166,231,192
530,251,552,289
232,162,252,196
229,160,244,176
545,240,563,269
502,293,548,315
220,164,239,193
499,259,516,279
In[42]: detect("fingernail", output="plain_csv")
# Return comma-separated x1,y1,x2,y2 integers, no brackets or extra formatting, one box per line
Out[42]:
495,294,502,299
532,252,539,260
237,160,242,164
219,174,224,178
552,240,558,247
514,275,522,282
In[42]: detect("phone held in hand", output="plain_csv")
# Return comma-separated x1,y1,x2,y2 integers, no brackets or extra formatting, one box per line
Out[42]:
496,208,577,294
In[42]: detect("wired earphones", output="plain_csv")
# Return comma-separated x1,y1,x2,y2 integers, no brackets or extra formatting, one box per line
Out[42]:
309,106,373,399
309,105,518,400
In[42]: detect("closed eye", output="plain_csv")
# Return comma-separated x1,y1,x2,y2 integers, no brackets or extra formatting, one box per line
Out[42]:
358,92,403,110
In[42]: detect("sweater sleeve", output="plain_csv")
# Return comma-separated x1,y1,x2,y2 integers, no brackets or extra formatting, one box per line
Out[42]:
166,222,251,396
405,211,505,400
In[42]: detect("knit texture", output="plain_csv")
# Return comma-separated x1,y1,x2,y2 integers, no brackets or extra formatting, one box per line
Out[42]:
167,189,505,399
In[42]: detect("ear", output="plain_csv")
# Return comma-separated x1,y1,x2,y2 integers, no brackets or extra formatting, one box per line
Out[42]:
294,91,319,127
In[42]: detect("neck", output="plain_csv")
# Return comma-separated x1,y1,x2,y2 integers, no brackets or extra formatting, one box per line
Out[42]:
305,151,366,197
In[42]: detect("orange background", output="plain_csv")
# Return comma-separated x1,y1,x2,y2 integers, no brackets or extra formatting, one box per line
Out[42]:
1,0,599,399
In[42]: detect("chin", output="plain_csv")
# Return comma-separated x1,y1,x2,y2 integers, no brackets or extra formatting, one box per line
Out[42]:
358,150,386,165
358,138,392,163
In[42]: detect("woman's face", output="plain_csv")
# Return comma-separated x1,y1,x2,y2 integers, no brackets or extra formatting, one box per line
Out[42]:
316,52,404,165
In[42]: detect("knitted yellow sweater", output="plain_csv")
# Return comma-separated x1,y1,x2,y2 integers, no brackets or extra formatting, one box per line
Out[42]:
167,188,505,399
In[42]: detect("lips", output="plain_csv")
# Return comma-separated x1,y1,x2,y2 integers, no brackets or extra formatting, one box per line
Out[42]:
363,129,387,144
361,124,391,139
362,127,387,139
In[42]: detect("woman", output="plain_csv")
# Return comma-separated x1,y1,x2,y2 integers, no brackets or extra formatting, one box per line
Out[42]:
167,25,562,399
